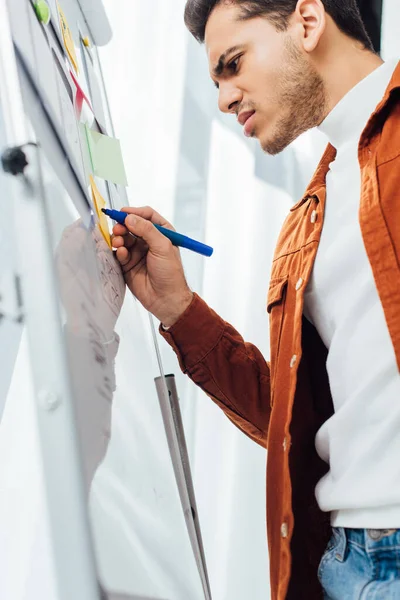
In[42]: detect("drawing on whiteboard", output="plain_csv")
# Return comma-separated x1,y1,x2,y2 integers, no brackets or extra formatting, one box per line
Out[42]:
55,218,125,343
55,218,126,485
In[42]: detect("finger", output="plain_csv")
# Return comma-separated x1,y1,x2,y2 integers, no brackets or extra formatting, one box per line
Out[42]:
115,246,132,268
112,235,126,249
116,243,148,272
129,242,149,266
112,233,136,250
124,214,171,255
112,234,148,258
113,223,128,236
120,206,175,231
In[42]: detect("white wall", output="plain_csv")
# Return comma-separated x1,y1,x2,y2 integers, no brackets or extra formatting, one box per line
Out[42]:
381,0,400,60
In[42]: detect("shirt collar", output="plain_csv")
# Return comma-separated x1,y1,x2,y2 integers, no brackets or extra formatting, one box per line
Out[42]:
318,58,399,150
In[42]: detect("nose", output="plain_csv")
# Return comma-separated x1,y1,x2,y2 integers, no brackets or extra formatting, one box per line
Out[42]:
218,84,242,115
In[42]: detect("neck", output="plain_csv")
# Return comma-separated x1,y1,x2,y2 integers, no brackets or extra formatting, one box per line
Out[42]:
315,39,384,121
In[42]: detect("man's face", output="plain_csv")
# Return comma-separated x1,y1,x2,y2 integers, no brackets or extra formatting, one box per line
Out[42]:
205,2,327,155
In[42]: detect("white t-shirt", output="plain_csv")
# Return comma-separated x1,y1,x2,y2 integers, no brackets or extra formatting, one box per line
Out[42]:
304,58,400,528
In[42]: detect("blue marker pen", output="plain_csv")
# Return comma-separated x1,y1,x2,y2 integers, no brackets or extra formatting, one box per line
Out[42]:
101,208,214,258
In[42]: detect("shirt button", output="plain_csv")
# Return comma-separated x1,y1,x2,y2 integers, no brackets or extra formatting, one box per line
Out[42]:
295,278,303,291
281,522,288,538
310,210,317,224
290,355,297,368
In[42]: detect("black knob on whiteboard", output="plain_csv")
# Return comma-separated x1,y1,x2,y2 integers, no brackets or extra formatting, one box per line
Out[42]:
1,146,29,176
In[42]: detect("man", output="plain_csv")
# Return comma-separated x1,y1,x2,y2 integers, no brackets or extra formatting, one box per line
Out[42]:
112,1,400,598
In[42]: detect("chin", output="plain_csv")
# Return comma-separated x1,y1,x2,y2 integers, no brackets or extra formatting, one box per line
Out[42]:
257,128,276,155
260,132,293,156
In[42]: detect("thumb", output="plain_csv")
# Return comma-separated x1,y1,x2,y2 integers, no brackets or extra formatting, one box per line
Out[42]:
124,214,170,254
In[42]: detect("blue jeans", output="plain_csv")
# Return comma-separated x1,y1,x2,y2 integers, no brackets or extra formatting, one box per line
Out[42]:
318,527,400,599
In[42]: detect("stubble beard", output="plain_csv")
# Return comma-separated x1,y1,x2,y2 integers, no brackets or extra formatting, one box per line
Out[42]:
261,39,328,156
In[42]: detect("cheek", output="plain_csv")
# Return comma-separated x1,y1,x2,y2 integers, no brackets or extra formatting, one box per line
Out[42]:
252,41,284,81
247,60,280,105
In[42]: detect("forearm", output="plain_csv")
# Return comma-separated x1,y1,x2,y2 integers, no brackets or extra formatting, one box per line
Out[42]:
159,294,271,447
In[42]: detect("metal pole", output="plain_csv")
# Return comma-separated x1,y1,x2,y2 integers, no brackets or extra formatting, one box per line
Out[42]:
154,373,212,600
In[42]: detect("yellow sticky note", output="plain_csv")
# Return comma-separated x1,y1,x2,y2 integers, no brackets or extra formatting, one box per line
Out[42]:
90,175,112,249
57,2,79,73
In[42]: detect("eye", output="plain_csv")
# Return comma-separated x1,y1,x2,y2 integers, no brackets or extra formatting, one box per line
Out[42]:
227,56,241,73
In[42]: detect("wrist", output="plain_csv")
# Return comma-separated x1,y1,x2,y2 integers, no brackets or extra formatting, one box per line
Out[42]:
160,291,194,329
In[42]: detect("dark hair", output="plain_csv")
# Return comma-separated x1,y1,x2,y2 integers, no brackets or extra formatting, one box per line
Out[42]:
184,0,373,50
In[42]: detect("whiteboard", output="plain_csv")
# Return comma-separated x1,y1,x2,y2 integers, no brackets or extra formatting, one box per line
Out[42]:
0,0,209,598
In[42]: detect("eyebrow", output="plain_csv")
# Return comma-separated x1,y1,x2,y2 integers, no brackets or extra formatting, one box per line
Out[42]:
212,45,243,78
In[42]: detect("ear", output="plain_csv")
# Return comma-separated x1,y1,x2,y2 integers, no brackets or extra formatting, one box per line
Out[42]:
295,0,326,53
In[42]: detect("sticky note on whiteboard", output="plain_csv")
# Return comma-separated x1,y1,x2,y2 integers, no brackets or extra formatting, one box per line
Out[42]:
85,125,128,186
90,175,112,249
57,1,79,73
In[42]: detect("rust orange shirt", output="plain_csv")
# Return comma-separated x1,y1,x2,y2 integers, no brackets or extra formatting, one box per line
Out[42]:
160,62,400,599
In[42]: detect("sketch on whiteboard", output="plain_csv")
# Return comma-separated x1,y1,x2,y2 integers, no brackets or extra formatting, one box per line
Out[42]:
55,218,125,487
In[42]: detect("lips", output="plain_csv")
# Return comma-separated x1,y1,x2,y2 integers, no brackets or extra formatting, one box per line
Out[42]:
238,110,256,137
238,110,255,126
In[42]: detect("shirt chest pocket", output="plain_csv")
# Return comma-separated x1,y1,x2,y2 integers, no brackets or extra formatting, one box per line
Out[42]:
267,275,289,401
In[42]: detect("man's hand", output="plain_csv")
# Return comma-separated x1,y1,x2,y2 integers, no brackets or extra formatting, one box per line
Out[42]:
112,206,193,327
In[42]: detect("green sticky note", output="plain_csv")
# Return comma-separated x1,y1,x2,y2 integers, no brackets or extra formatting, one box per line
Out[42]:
85,125,128,186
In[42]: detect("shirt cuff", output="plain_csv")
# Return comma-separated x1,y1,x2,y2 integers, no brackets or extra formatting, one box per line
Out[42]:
159,293,225,373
